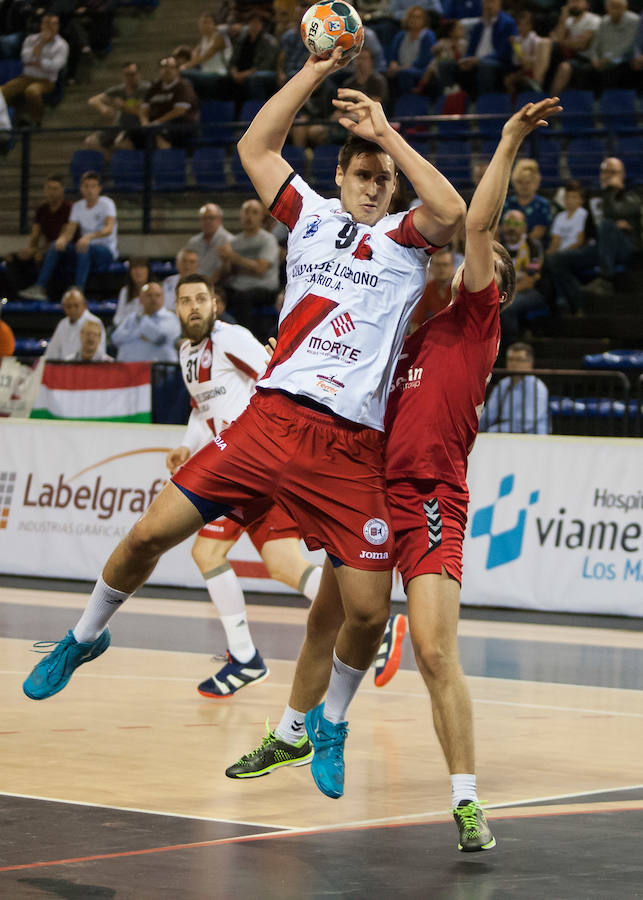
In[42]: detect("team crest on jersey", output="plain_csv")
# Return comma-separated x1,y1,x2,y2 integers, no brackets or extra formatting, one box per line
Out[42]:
363,518,389,545
302,215,322,239
200,347,212,369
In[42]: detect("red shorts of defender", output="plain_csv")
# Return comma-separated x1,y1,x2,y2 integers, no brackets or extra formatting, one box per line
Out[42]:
387,478,468,589
173,389,394,571
198,503,300,551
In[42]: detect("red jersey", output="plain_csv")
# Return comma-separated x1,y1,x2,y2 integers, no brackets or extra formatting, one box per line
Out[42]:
384,280,500,494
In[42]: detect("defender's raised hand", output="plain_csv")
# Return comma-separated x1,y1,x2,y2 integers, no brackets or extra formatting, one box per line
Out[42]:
502,97,562,145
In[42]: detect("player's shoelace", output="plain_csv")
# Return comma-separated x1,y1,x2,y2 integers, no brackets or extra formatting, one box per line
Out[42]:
30,638,72,676
454,801,484,837
313,722,348,752
236,721,274,762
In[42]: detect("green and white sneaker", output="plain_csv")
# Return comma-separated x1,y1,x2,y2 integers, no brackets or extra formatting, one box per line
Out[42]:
453,800,496,851
225,723,313,779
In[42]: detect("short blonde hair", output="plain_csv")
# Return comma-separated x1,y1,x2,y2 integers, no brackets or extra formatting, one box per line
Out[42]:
512,158,540,186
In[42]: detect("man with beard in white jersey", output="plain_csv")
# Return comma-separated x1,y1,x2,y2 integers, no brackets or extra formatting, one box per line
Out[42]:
22,49,464,805
167,272,323,699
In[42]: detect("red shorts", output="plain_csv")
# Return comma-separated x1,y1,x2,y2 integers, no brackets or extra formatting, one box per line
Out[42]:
387,478,468,589
198,503,300,551
173,389,394,570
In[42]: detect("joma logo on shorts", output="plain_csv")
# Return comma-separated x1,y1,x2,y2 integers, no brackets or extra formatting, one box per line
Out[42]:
359,550,389,559
214,435,227,450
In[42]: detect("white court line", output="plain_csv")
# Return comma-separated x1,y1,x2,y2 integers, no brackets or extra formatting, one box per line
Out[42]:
0,791,295,831
3,670,643,719
486,783,643,810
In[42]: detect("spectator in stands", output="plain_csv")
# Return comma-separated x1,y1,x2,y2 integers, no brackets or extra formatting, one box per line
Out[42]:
84,61,151,154
277,1,310,85
0,299,16,358
217,198,280,340
479,342,550,434
111,280,180,363
546,157,641,310
66,318,113,361
357,0,399,54
503,158,551,244
0,90,11,154
44,287,106,360
548,0,601,96
414,18,466,97
217,12,279,107
180,10,232,99
214,287,236,324
499,208,546,340
548,180,587,253
631,12,643,73
387,6,436,95
113,257,149,327
409,247,454,331
161,247,200,309
389,0,444,24
117,56,199,150
437,0,518,97
1,13,68,126
186,203,233,280
21,170,117,300
589,0,639,91
504,10,551,95
5,174,70,295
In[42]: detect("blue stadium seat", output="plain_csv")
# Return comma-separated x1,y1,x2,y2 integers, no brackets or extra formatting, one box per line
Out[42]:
199,100,235,145
599,89,638,133
239,100,263,124
567,137,608,187
394,93,432,139
311,144,342,190
152,148,186,191
230,149,253,188
110,149,145,192
584,350,643,370
515,90,546,109
150,260,176,277
14,337,48,356
0,58,22,85
69,149,105,189
476,92,512,137
192,146,227,190
534,135,561,187
434,94,471,136
282,144,305,175
433,139,472,187
558,90,596,134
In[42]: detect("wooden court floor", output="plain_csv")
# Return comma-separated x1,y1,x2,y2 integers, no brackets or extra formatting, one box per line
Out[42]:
1,583,643,899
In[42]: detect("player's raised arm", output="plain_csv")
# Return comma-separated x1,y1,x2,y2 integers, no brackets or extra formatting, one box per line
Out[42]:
333,88,466,246
237,50,348,208
463,98,561,294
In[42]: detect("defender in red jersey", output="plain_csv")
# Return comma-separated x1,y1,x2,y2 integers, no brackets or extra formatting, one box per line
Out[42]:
227,98,562,851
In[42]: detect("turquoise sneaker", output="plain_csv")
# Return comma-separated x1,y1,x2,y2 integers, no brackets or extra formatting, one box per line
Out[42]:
23,629,111,700
305,702,348,799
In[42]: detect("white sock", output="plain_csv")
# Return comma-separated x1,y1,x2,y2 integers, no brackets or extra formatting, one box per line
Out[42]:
275,704,308,745
298,564,322,603
73,574,129,643
451,773,478,808
323,649,367,724
204,562,255,664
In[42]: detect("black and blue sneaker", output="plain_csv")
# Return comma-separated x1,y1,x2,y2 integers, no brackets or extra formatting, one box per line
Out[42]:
23,629,111,700
197,649,269,698
305,702,348,799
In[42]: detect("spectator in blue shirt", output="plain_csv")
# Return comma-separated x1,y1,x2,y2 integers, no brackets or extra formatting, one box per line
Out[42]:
389,0,443,21
387,5,436,94
503,158,551,244
479,342,550,434
111,280,181,362
437,0,518,97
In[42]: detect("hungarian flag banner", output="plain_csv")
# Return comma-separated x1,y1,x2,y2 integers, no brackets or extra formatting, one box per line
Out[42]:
31,362,152,422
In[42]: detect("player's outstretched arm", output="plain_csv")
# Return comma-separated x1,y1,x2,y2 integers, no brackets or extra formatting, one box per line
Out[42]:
237,50,348,208
333,88,466,246
464,98,561,293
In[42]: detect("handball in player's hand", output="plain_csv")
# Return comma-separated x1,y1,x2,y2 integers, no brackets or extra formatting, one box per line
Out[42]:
301,2,364,62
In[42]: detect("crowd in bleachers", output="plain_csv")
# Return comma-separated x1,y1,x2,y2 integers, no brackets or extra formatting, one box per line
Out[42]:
1,0,642,393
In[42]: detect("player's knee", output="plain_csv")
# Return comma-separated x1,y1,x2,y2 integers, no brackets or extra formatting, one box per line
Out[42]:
411,635,455,683
127,519,168,559
344,597,388,634
191,540,226,571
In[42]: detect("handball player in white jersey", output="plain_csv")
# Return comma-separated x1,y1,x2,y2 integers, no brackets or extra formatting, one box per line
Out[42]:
227,99,561,849
23,48,464,802
167,273,322,698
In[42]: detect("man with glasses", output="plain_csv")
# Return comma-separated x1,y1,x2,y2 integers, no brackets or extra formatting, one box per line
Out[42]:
546,156,641,308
